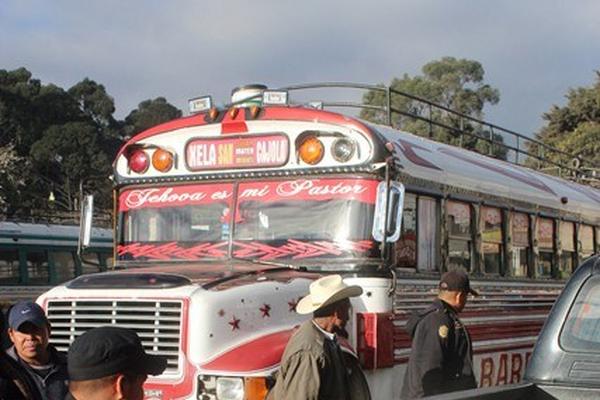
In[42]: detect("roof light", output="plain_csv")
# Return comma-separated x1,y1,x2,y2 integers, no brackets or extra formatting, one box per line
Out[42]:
208,107,219,121
231,84,266,107
249,105,261,119
262,90,288,105
331,138,355,162
307,101,323,110
152,148,174,172
229,107,239,118
188,96,212,114
298,136,324,165
128,150,149,174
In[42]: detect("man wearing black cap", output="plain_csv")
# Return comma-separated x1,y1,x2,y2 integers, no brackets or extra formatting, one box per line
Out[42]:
65,326,167,400
0,307,43,400
5,301,68,400
400,269,478,399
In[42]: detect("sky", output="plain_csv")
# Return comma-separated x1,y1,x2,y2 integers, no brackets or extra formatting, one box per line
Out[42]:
1,0,600,138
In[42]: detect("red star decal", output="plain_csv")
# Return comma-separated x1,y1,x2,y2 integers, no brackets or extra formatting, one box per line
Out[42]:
288,299,298,312
217,309,225,317
259,304,271,318
229,316,240,331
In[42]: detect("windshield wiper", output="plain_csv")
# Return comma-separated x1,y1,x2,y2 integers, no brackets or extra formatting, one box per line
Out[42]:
231,256,307,271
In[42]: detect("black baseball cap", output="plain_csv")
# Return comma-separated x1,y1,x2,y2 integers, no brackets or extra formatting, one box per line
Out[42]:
68,326,167,381
8,301,49,330
439,270,479,296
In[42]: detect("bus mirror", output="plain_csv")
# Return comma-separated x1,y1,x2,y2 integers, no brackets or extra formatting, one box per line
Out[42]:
372,182,405,243
78,195,94,253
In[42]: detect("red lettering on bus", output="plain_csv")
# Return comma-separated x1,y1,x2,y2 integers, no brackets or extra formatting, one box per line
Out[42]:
510,353,523,383
480,357,494,387
496,353,508,385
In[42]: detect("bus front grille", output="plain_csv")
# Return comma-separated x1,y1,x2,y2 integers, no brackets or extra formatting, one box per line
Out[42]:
46,299,183,375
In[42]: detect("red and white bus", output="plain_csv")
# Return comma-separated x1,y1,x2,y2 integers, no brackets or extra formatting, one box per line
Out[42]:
38,84,600,399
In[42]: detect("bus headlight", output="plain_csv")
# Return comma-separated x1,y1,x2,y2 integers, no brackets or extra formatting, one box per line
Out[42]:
331,138,355,162
216,377,244,400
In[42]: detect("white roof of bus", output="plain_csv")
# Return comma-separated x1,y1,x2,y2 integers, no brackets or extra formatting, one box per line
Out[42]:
372,123,600,223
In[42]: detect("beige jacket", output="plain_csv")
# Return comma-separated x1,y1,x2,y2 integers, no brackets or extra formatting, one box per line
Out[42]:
269,320,371,400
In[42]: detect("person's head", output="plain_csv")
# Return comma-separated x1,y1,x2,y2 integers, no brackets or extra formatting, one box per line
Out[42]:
67,326,167,400
7,301,51,365
437,269,479,312
296,274,363,334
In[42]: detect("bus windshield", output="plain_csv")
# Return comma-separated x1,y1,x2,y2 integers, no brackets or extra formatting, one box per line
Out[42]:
117,178,378,261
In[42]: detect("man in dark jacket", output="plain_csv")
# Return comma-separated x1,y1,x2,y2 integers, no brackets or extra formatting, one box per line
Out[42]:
0,308,43,400
6,301,68,400
400,269,478,399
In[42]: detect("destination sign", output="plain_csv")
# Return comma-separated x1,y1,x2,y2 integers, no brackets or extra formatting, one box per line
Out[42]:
185,134,289,171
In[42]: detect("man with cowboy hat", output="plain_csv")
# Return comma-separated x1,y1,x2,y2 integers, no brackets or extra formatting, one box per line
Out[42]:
400,269,479,399
269,274,371,400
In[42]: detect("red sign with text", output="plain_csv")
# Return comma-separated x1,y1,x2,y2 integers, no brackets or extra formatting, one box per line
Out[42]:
185,134,289,170
119,184,233,211
118,179,378,212
237,179,379,204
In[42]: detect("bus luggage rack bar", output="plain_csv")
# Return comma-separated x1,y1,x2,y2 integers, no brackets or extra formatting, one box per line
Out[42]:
275,82,600,185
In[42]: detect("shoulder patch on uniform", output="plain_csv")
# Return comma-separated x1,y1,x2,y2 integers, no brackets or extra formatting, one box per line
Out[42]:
438,325,449,338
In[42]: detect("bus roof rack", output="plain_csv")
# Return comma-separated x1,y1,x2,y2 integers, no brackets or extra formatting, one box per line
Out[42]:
247,82,600,187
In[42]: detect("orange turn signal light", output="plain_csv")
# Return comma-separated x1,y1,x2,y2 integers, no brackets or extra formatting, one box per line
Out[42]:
244,377,268,400
229,107,239,118
208,107,219,121
152,148,174,172
298,136,324,165
249,105,261,119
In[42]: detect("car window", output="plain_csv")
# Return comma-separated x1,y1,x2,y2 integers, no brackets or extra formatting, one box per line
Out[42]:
561,275,600,352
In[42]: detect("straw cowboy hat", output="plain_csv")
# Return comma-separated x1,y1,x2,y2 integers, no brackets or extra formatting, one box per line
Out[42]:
296,275,363,315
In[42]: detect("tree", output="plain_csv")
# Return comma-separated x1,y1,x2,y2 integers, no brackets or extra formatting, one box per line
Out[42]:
29,122,113,210
0,68,43,154
0,68,181,217
0,143,29,215
531,73,600,176
122,97,182,138
361,57,506,158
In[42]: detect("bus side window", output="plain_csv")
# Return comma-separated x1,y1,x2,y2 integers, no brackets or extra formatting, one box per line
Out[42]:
103,254,114,270
537,218,554,277
580,225,594,261
559,221,576,278
447,201,472,272
0,249,19,284
394,194,416,268
510,212,530,277
417,196,438,271
81,253,103,275
52,251,77,283
481,206,503,275
394,194,439,271
26,250,49,285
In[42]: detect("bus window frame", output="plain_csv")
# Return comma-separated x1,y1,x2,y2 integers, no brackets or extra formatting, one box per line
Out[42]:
446,200,473,272
509,211,531,278
0,247,20,285
559,220,577,279
393,193,440,272
536,216,555,278
578,224,595,262
480,205,504,276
